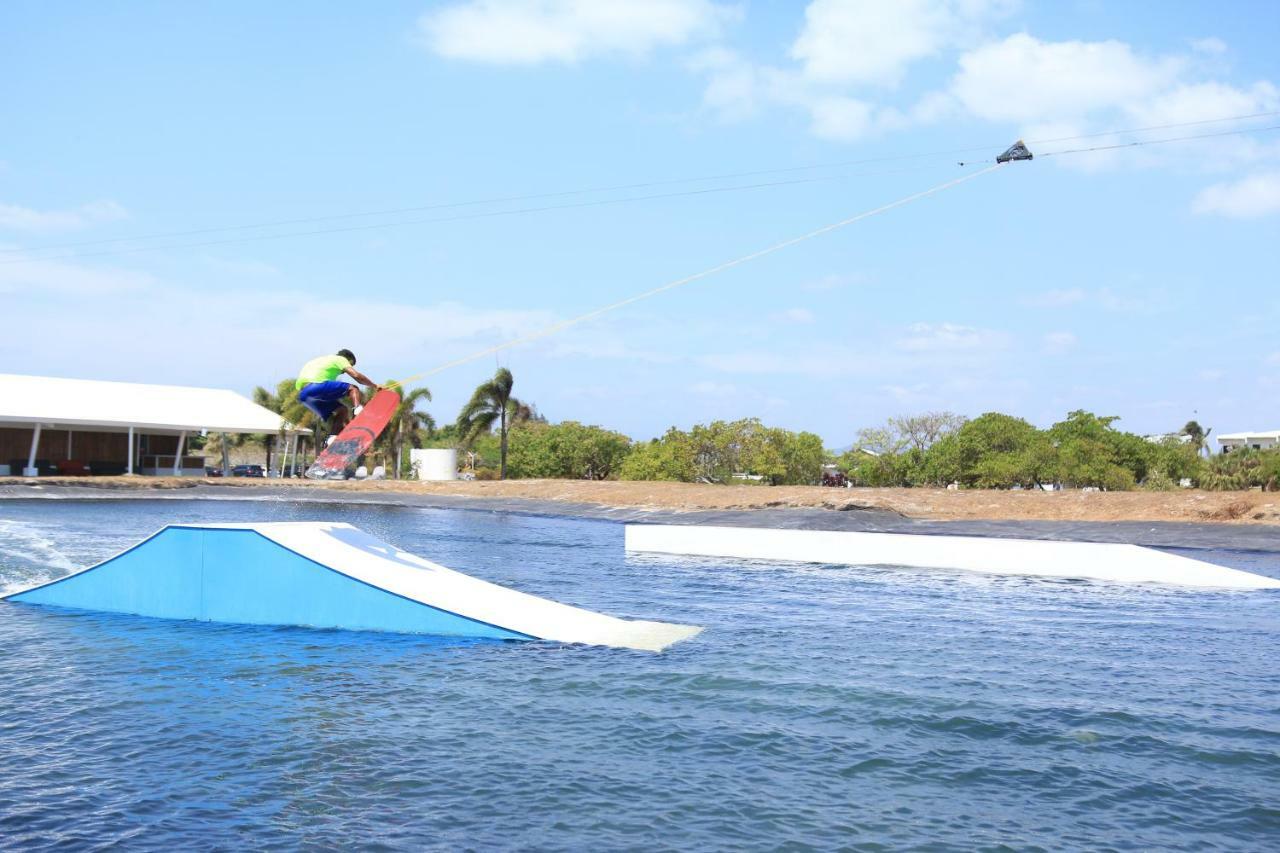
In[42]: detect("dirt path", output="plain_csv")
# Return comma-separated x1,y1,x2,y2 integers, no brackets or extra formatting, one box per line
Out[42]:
3,477,1277,524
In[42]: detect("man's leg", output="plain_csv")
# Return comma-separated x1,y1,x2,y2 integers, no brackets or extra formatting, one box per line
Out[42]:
300,382,350,436
331,403,351,433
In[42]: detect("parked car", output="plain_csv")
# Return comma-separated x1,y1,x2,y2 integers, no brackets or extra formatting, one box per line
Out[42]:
205,466,223,477
231,464,265,478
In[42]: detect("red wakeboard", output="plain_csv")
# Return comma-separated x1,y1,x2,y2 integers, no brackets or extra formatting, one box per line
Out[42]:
305,388,400,480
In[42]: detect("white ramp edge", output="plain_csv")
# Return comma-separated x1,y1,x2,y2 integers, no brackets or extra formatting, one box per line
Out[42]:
624,524,1280,590
248,523,703,651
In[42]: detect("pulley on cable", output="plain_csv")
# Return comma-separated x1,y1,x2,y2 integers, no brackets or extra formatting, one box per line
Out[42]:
959,140,1034,167
997,140,1034,163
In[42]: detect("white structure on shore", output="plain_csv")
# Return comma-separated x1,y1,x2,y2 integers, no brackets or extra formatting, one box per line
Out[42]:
0,373,308,477
410,448,457,481
1217,430,1280,454
1143,433,1192,445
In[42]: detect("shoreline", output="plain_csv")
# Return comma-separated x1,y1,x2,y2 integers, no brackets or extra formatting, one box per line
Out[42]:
1,479,1278,552
0,476,1276,524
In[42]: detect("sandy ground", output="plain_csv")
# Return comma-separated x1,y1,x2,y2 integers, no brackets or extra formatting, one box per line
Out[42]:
2,476,1277,524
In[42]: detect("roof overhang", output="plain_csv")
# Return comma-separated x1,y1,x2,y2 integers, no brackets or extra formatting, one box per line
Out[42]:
1217,431,1280,442
0,374,311,436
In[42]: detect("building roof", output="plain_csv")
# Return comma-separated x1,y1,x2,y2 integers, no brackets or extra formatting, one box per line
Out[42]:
1217,430,1280,442
0,374,309,435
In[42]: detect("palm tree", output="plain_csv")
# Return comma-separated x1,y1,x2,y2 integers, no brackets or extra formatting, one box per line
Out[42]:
254,378,319,474
1182,420,1213,458
379,387,435,479
456,368,525,479
201,431,246,475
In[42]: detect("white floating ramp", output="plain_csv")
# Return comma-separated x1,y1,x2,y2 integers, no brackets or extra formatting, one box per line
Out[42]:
625,524,1280,590
4,523,702,651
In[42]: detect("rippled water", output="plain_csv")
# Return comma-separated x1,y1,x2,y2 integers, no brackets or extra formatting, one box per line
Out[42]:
1,499,1278,850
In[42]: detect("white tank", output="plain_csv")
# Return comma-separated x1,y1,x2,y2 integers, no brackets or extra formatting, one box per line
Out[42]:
410,448,457,481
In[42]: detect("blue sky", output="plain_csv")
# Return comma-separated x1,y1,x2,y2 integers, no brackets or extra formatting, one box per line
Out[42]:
2,1,1277,445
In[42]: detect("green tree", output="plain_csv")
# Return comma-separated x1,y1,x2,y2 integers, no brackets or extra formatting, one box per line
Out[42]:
506,421,632,480
378,387,434,479
1181,420,1213,458
456,368,526,480
619,430,695,481
616,420,824,485
922,412,1056,488
840,425,908,486
682,419,785,483
253,378,319,473
772,428,827,485
1151,438,1204,485
888,411,967,452
1048,410,1155,489
838,412,964,486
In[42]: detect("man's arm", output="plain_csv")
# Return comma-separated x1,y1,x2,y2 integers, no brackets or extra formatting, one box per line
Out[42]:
344,367,380,388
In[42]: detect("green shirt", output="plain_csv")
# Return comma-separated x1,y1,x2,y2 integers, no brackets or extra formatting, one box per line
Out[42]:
296,355,351,390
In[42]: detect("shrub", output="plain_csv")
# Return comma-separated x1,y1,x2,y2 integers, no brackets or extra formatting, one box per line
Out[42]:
506,421,632,480
619,419,827,484
1200,448,1280,491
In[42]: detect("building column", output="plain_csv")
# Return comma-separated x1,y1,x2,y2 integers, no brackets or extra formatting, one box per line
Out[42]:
220,433,231,477
173,431,186,477
25,423,42,476
127,426,135,475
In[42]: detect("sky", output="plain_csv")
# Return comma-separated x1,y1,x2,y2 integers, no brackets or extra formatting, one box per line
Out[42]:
2,0,1278,446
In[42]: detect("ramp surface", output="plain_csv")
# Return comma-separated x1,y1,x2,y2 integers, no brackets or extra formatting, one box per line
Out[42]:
5,523,702,651
626,524,1280,590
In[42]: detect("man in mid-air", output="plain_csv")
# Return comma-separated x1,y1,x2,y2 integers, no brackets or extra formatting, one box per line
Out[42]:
295,349,380,432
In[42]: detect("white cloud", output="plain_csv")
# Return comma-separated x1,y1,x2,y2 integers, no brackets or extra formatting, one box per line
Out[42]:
694,0,1014,141
1190,37,1227,56
694,56,894,142
418,0,732,64
1128,80,1277,128
790,0,1013,87
791,0,948,87
199,256,281,277
951,34,1182,123
1042,331,1076,353
688,379,737,396
800,272,868,292
0,200,127,232
895,322,1006,352
806,95,876,140
1020,287,1158,312
700,347,867,377
1021,288,1086,308
1192,171,1280,218
940,34,1279,176
1266,352,1280,366
0,249,565,386
772,307,815,324
690,47,763,120
0,248,153,295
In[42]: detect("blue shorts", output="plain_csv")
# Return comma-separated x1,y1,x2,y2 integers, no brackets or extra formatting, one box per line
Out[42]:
297,381,354,421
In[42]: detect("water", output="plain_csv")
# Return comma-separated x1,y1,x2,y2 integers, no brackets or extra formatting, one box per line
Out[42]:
1,499,1278,851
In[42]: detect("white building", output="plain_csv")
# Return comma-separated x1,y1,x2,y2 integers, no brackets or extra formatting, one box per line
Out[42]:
1217,430,1280,454
0,373,308,477
1143,433,1192,445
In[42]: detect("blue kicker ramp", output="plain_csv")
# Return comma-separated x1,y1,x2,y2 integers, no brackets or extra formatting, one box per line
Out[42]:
3,523,702,652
